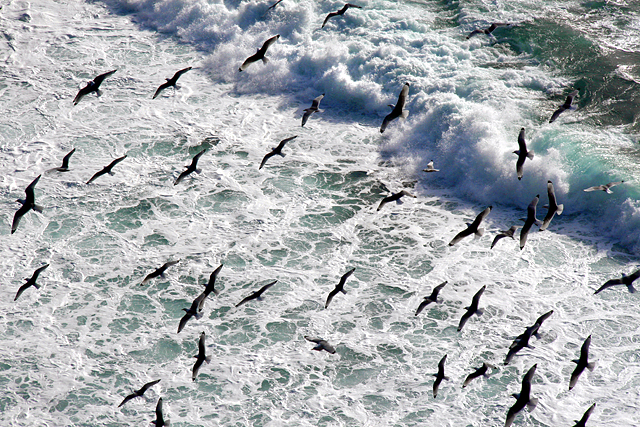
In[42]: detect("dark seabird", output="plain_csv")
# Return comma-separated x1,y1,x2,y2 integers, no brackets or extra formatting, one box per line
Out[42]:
14,263,49,301
264,0,284,14
86,155,127,184
513,128,534,180
325,267,356,309
259,136,298,170
505,364,538,427
73,70,116,105
569,335,595,390
11,174,43,234
304,336,336,354
192,331,211,381
449,206,492,246
239,35,280,71
415,281,447,316
422,160,439,172
153,67,192,99
177,292,206,333
504,310,553,365
432,354,449,398
594,268,640,294
201,263,223,297
573,403,596,427
520,195,541,250
380,83,409,133
583,180,624,194
235,280,277,307
141,260,180,285
467,23,510,39
151,397,168,427
490,225,519,249
301,94,324,127
376,190,416,211
549,89,579,123
539,180,563,231
174,148,206,185
457,285,486,332
322,3,362,28
462,362,496,388
47,148,75,173
118,379,161,407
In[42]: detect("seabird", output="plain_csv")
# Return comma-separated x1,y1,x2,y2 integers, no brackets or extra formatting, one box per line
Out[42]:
462,362,496,388
141,260,180,285
449,206,492,246
153,67,192,99
322,3,362,28
86,155,127,184
174,148,206,185
432,354,449,398
235,280,277,307
467,23,510,39
380,83,409,133
11,174,43,235
192,331,211,381
490,225,520,249
376,190,416,211
422,160,439,173
239,35,280,72
573,403,596,427
304,336,336,354
415,281,447,316
201,263,223,297
504,310,553,365
540,180,563,231
151,397,168,427
569,335,595,390
513,128,534,180
259,136,297,170
14,263,49,301
520,195,541,250
325,267,355,309
301,94,324,127
177,292,206,333
47,148,75,173
549,89,579,123
583,180,624,194
594,268,640,294
457,285,486,332
73,70,116,105
118,379,161,407
505,364,538,427
264,0,284,14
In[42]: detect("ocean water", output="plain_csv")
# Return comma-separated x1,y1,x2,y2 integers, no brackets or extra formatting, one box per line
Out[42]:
1,0,640,425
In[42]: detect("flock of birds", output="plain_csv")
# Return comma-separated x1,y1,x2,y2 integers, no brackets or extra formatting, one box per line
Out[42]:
5,2,636,426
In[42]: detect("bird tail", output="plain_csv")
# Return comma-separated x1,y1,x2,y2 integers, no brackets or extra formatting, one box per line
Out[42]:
587,362,596,371
194,312,203,320
556,204,564,215
628,284,636,293
33,204,44,213
341,289,347,294
475,308,484,316
262,57,269,64
527,151,534,160
535,219,543,227
205,356,212,364
279,153,286,158
527,398,538,412
401,109,409,119
475,228,484,237
33,283,41,289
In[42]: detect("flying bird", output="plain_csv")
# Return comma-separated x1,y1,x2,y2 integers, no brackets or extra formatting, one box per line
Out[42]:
118,379,161,407
569,335,595,390
322,3,362,28
422,160,439,172
513,128,534,180
432,354,449,397
151,397,168,427
301,94,324,127
467,23,510,39
192,331,211,381
141,260,180,285
583,180,624,194
47,148,75,173
11,175,43,234
174,148,206,185
86,155,127,184
539,180,563,231
520,195,541,250
505,364,538,427
239,35,280,71
462,362,496,388
259,136,297,170
594,268,640,294
376,190,416,211
380,83,409,133
304,336,336,354
153,66,192,99
549,89,579,123
573,403,596,427
235,280,277,307
265,0,284,13
73,70,116,105
504,310,553,365
415,281,447,316
457,285,486,332
325,267,355,309
177,292,206,333
14,263,49,301
201,263,223,297
490,225,519,249
449,206,492,246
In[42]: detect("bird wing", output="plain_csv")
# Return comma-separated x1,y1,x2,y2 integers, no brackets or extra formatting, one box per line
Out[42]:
415,299,429,316
139,379,161,394
155,397,164,421
257,280,277,296
379,111,397,133
14,282,32,301
173,66,192,80
322,12,339,27
153,81,171,99
627,269,640,282
11,204,30,234
178,311,193,333
549,105,567,123
205,264,223,295
24,174,41,203
457,309,473,331
325,288,339,308
235,294,254,307
471,285,486,305
449,226,473,246
32,264,50,280
198,332,206,354
396,83,410,110
338,268,356,287
174,169,191,185
73,84,92,105
580,335,591,360
305,336,322,344
259,34,280,54
462,369,481,387
109,155,127,170
239,53,260,71
604,181,623,190
259,151,275,170
491,233,506,249
377,195,393,211
594,278,624,294
541,182,560,231
93,69,117,87
61,148,75,169
320,341,336,354
310,94,324,109
301,109,313,127
569,364,583,390
470,206,491,229
583,185,602,192
190,149,207,167
563,90,578,108
466,29,484,39
517,128,527,153
118,393,137,407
